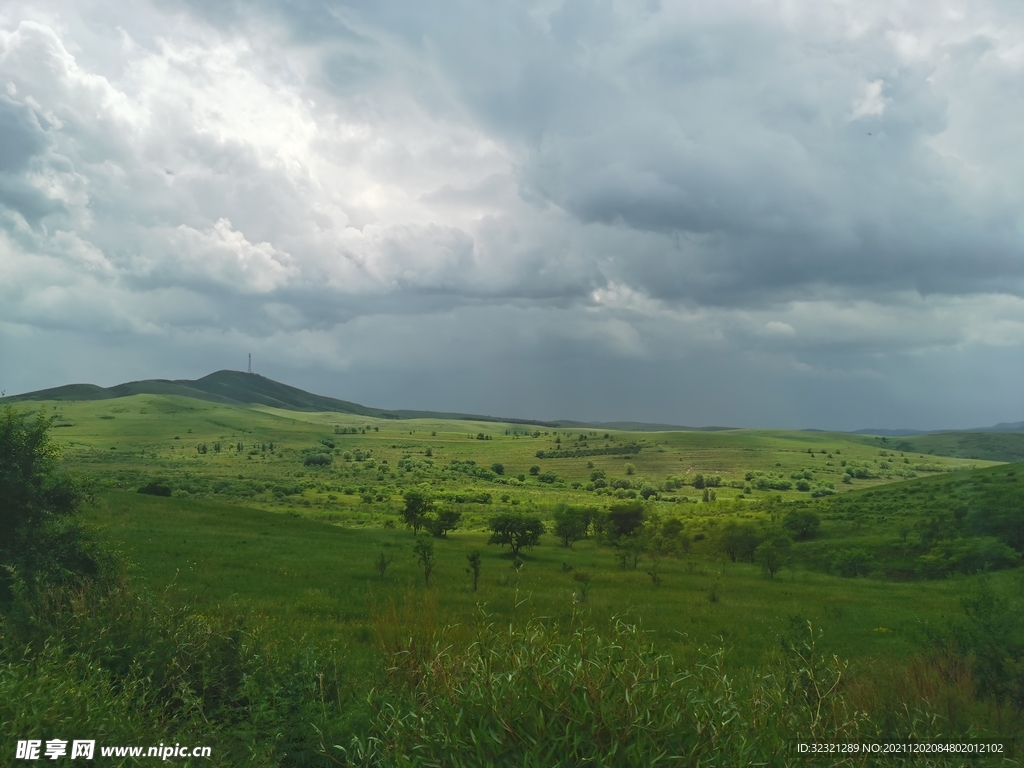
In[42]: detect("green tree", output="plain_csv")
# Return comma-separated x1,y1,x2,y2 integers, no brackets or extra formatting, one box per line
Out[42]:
783,510,821,540
413,537,435,586
491,463,504,475
755,539,789,579
401,489,431,534
606,501,645,540
720,523,762,563
488,513,545,557
427,509,462,538
375,551,393,579
465,550,482,591
661,518,684,539
553,506,588,548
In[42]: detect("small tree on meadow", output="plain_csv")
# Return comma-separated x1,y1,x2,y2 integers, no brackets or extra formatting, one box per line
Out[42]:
783,510,821,540
427,509,462,538
375,551,393,579
607,501,645,541
755,538,790,579
553,505,588,548
572,571,592,602
402,489,431,534
413,536,435,586
465,550,482,591
488,513,545,557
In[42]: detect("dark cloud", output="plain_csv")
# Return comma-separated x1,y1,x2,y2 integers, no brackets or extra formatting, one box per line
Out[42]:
1,0,1023,429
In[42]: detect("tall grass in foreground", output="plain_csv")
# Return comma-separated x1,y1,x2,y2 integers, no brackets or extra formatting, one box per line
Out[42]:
340,601,1010,767
2,573,1019,766
0,567,373,766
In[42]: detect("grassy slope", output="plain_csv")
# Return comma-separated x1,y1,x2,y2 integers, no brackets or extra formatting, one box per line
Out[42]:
12,393,1018,670
84,489,1019,670
883,431,1024,463
29,395,997,526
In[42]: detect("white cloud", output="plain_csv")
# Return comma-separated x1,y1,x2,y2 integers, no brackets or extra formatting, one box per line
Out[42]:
850,79,887,120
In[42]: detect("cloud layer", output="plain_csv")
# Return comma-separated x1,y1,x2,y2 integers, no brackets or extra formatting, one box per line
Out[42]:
1,0,1023,429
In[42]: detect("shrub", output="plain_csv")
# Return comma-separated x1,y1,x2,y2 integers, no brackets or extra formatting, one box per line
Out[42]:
0,407,101,603
0,573,359,765
833,548,874,578
917,537,1020,578
137,482,172,497
782,510,820,540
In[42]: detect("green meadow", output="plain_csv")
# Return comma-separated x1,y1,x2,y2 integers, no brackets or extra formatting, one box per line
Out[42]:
3,391,1023,765
88,488,1018,667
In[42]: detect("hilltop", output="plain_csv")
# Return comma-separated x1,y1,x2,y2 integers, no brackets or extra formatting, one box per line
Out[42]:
5,370,717,431
5,370,558,425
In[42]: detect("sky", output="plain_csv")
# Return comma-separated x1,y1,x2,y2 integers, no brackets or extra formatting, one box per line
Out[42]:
1,0,1023,430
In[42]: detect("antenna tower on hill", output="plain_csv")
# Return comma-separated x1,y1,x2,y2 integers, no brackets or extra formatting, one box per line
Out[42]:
248,353,252,374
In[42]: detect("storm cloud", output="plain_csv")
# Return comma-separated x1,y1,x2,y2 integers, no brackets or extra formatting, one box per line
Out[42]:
1,0,1022,430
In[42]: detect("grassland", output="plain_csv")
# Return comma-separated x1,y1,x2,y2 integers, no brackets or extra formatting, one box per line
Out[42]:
39,394,994,523
5,393,1023,764
25,394,1014,650
86,488,1021,669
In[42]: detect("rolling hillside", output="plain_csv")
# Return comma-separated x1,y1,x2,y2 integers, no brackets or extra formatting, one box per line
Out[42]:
6,371,689,429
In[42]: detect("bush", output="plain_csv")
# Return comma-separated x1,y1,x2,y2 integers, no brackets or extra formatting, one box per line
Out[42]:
0,571,362,765
782,510,820,540
137,482,172,497
0,407,100,603
303,454,332,467
917,537,1020,578
833,548,874,578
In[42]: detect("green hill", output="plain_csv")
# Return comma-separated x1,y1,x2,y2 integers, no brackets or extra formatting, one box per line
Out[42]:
876,432,1024,463
8,371,379,413
788,461,1024,580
